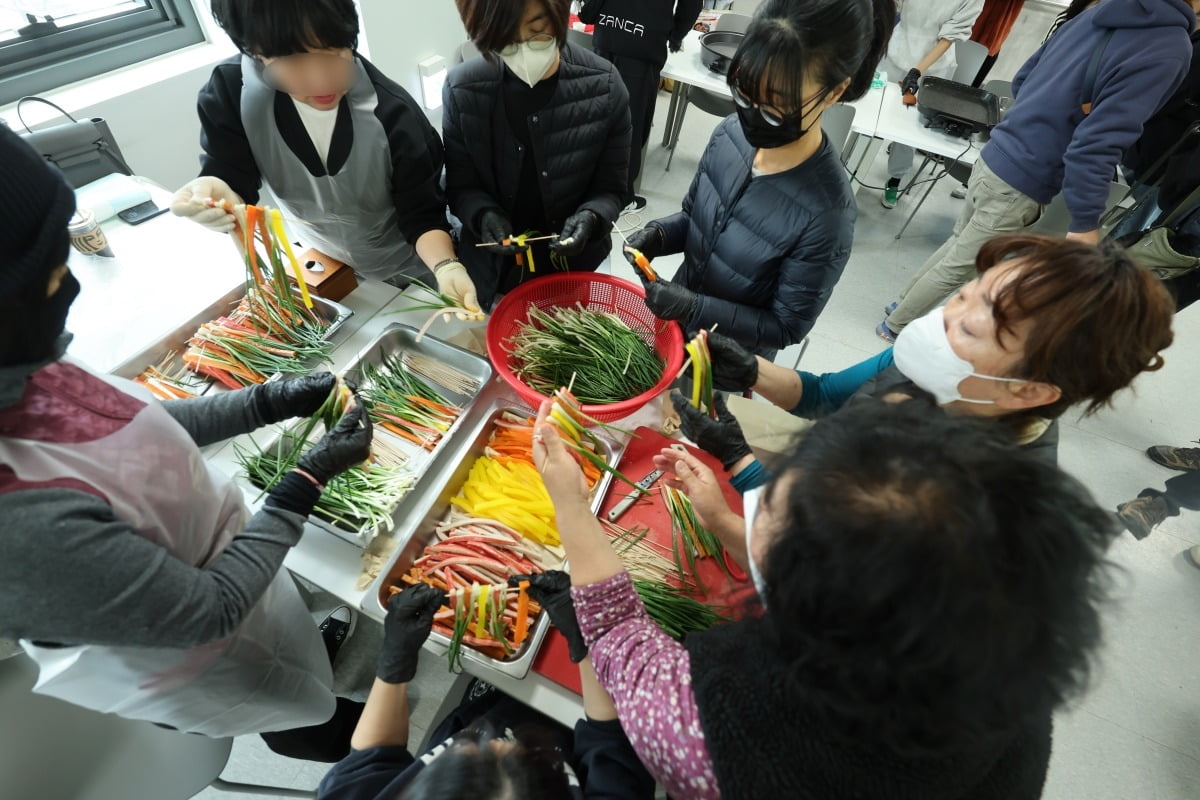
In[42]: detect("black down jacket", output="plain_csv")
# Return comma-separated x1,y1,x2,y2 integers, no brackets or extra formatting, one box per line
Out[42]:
652,116,856,355
442,44,631,302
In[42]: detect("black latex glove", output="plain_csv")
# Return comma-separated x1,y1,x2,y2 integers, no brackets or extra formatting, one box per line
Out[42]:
297,402,373,484
670,389,752,471
644,279,699,322
378,583,448,684
551,210,602,257
707,332,759,392
625,225,666,260
901,68,921,97
669,38,683,53
478,208,522,255
509,571,587,663
253,372,337,424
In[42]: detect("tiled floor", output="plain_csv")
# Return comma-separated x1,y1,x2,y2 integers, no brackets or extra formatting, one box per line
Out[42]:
201,70,1199,799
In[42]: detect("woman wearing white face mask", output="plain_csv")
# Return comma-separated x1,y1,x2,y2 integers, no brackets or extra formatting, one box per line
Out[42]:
443,0,632,309
532,398,1124,798
665,234,1175,525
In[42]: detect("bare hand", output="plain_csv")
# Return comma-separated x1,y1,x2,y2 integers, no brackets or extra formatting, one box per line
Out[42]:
652,446,744,554
532,400,590,507
1065,229,1101,246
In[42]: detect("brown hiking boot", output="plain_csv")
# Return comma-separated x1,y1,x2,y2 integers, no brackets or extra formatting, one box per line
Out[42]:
1117,495,1170,540
1146,445,1200,472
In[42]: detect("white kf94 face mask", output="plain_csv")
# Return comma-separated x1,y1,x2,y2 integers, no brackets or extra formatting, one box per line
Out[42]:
892,307,1029,405
742,486,769,605
500,38,558,88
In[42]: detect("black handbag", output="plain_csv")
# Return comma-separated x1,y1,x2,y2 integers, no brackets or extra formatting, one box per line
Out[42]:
14,96,133,189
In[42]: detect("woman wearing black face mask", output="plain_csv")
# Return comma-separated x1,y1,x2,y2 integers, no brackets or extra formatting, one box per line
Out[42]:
625,0,895,359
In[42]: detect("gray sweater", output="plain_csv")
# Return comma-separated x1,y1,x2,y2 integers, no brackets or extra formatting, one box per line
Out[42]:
0,353,306,649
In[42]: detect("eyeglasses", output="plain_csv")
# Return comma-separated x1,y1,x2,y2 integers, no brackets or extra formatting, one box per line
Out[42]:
261,51,354,92
498,33,556,56
730,83,829,127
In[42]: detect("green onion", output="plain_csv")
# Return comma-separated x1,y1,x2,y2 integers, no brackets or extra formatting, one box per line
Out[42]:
633,579,729,640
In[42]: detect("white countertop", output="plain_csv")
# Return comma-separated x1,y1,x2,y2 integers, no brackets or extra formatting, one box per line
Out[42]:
874,82,984,165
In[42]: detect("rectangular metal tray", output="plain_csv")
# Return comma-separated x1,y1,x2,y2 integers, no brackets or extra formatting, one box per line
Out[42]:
109,283,352,385
366,402,620,679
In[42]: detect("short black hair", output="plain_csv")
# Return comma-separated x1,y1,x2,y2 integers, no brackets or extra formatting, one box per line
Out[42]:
758,400,1116,754
0,232,69,366
210,0,359,57
729,0,895,108
454,0,568,55
399,723,571,800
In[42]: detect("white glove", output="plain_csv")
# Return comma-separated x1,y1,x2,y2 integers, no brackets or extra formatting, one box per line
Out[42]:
434,261,484,321
170,176,244,233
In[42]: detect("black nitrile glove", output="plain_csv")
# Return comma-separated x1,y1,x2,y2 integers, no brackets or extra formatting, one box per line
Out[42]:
551,210,602,256
253,372,337,424
707,332,759,392
671,390,752,470
901,68,921,96
378,583,448,684
297,402,373,484
625,225,666,260
669,38,683,53
509,571,587,663
478,209,522,255
645,279,698,322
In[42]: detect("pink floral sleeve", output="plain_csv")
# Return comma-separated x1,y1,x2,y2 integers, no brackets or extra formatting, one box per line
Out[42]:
572,572,720,799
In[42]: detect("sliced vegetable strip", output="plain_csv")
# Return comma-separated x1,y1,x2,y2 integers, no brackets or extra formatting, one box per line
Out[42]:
359,352,463,450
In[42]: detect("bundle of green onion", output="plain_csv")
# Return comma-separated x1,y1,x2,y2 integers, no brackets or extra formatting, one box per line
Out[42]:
633,579,729,640
358,353,462,450
507,305,663,404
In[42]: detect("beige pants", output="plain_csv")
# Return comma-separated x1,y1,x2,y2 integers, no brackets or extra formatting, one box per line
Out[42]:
888,159,1043,331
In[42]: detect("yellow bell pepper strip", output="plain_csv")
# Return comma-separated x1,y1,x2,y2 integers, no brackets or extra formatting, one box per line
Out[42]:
475,583,490,639
268,208,314,309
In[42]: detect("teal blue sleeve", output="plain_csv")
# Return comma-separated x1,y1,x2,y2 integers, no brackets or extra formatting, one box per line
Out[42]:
791,348,894,418
730,459,770,494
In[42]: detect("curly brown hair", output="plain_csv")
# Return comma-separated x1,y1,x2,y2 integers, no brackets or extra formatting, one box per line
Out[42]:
976,234,1175,418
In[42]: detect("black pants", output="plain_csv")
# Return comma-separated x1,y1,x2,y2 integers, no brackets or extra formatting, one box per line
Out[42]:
1143,470,1200,514
972,53,999,88
597,51,661,202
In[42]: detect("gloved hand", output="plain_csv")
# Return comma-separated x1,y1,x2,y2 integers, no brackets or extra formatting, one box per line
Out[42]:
670,389,752,470
509,571,587,663
901,68,922,97
434,260,484,320
171,176,243,233
253,372,338,424
477,209,522,255
706,332,759,392
625,225,666,260
378,583,447,684
551,210,602,257
669,38,684,53
297,401,373,484
644,279,698,322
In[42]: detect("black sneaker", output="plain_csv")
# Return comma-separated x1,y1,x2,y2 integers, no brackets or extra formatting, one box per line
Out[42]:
319,606,354,665
1146,445,1200,472
1116,495,1170,540
623,196,647,213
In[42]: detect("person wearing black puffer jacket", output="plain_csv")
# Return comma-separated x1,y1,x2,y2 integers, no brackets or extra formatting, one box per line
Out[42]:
624,0,893,359
578,0,703,210
445,0,631,309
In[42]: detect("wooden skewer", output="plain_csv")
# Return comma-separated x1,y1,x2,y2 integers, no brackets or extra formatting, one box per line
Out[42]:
474,234,560,248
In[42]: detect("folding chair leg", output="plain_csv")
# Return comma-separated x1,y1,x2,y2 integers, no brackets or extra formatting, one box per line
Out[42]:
665,87,689,172
895,175,942,240
790,336,811,371
210,777,317,798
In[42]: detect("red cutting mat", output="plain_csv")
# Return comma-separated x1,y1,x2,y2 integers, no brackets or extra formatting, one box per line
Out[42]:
533,427,755,694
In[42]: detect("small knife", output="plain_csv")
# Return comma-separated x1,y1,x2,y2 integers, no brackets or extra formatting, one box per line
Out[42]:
607,444,687,523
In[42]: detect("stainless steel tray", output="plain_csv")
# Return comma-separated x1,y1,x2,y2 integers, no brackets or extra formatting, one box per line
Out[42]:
366,402,620,679
109,283,352,385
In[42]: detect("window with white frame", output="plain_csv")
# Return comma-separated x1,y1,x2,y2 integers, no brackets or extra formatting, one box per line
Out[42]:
0,0,207,104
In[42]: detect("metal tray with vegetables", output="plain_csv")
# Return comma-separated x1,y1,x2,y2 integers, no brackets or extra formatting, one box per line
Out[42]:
367,402,623,679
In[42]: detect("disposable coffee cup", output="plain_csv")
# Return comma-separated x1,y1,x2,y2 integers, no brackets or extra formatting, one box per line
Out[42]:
68,209,114,258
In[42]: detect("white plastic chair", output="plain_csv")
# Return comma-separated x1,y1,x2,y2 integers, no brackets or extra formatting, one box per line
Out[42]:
952,40,989,85
820,104,857,157
0,654,316,799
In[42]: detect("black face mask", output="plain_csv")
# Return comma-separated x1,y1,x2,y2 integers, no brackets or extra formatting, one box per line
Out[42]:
736,103,807,150
0,270,79,367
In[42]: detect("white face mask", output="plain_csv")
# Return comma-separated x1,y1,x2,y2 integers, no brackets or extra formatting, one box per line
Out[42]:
742,486,769,605
892,307,1028,405
500,38,558,88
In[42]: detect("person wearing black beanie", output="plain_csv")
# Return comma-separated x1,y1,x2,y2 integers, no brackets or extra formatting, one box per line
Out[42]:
0,126,373,756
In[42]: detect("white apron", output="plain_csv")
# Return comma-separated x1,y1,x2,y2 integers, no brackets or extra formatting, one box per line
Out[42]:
240,54,423,282
880,0,985,82
1,362,334,737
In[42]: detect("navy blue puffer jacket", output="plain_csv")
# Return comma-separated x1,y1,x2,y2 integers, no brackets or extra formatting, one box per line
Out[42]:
653,116,856,355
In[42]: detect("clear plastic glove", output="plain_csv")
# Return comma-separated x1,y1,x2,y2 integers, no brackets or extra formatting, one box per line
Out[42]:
434,261,484,320
670,389,752,470
550,210,601,257
378,583,447,684
508,571,587,662
644,279,698,322
254,372,338,424
170,176,243,233
297,402,373,484
706,332,760,392
477,209,522,255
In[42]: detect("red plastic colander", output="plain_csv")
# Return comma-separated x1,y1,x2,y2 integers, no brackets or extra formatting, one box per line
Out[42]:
486,273,684,423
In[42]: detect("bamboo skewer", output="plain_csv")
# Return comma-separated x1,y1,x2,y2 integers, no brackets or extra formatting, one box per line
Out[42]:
474,234,560,247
